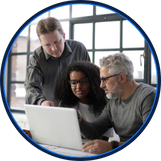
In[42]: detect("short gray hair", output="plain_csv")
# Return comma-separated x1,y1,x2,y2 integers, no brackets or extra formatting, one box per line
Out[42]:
99,53,134,81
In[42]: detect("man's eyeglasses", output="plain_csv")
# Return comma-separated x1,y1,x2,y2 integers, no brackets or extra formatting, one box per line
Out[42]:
68,77,89,87
100,74,120,84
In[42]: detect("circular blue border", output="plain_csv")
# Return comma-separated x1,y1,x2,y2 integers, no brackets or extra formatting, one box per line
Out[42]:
0,0,160,160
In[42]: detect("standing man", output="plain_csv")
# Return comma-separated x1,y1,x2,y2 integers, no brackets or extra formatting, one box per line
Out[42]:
24,17,90,106
80,53,156,154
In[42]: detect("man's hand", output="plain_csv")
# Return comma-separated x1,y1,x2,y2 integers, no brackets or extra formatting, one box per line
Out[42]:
41,100,54,106
82,139,113,154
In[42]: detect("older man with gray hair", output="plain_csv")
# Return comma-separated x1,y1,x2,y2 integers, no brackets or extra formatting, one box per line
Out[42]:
80,53,156,154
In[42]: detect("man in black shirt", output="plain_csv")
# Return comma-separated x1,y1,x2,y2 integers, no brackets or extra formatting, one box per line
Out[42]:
24,17,90,106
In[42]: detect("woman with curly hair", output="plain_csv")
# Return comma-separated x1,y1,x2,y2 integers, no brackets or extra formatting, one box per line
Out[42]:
54,61,113,139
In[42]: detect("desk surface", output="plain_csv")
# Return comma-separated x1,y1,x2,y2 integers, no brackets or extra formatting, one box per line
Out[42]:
40,143,96,157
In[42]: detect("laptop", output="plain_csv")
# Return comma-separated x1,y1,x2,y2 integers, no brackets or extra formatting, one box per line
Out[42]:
24,104,88,151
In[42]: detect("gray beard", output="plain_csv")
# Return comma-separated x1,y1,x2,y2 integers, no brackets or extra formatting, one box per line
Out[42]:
105,80,123,99
106,89,122,99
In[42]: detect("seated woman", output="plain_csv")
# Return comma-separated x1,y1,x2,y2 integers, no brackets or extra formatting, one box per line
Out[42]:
24,61,113,139
54,61,113,140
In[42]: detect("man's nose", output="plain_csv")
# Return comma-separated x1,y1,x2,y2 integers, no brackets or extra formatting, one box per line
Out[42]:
51,44,57,51
100,80,105,89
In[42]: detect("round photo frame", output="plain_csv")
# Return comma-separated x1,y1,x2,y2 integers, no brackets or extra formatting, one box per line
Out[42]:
0,0,161,160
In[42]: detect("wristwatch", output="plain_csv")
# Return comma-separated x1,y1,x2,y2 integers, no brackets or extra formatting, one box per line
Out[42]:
111,141,119,149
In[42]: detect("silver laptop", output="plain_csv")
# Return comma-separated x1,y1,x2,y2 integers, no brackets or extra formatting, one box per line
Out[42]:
24,104,85,151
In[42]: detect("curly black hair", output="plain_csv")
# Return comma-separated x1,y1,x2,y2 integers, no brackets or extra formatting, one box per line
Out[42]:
54,61,107,116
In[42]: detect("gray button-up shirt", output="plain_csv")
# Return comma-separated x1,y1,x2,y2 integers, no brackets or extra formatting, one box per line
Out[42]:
24,40,90,105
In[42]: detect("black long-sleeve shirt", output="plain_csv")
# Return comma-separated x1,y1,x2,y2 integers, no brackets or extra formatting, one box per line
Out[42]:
24,40,90,105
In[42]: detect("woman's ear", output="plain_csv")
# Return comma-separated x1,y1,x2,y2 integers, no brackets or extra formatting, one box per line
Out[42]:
88,83,91,89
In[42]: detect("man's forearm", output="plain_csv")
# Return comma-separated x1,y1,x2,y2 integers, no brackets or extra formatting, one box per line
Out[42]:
25,85,46,105
118,142,125,146
80,119,102,140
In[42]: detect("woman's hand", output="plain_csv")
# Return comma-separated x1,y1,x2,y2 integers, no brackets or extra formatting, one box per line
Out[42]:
78,116,83,125
23,129,32,139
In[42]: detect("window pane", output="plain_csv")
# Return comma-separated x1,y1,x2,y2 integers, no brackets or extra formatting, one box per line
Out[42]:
95,51,119,67
30,25,41,52
88,52,93,63
151,54,157,84
60,21,69,39
123,20,144,48
11,55,27,81
10,83,25,110
72,4,93,18
11,27,28,53
74,23,93,49
96,6,115,15
50,5,69,19
95,21,120,49
123,51,144,79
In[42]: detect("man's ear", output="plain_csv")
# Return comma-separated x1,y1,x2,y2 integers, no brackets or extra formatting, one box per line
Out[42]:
118,73,127,84
63,33,65,42
39,37,42,46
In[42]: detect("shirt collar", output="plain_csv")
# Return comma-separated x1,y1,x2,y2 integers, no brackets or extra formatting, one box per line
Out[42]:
43,41,72,60
43,48,51,60
64,41,72,54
